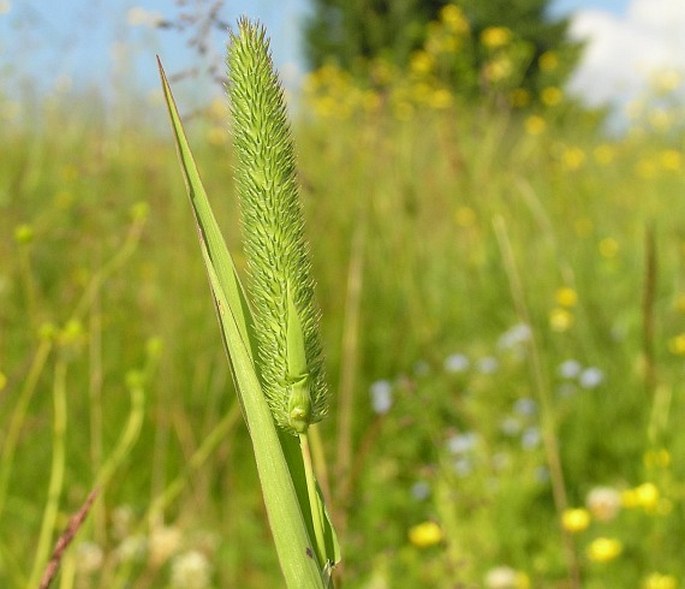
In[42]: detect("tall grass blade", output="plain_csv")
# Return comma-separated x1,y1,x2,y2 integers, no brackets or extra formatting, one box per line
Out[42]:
157,57,253,355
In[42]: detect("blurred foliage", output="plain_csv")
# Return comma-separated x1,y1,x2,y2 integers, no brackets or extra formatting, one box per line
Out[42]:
303,0,581,108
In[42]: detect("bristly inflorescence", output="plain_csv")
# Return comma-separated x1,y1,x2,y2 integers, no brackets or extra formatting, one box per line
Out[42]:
226,18,328,435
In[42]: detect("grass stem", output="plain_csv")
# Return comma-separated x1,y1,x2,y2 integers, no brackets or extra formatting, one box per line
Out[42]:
493,216,581,589
27,357,68,589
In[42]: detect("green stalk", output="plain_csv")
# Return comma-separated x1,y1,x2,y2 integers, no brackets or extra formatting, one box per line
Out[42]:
300,433,327,568
0,336,52,520
93,372,145,490
493,216,580,589
146,402,241,524
27,357,68,589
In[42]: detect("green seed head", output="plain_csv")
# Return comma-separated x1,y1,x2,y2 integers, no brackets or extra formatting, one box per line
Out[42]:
227,18,328,435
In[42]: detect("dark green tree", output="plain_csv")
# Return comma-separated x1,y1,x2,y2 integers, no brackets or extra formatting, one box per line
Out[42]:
303,0,580,104
457,0,579,94
303,0,446,72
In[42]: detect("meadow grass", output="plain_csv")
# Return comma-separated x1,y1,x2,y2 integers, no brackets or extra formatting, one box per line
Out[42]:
1,64,685,587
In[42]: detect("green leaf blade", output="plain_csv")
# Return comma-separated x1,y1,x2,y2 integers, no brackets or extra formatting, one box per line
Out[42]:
157,57,253,353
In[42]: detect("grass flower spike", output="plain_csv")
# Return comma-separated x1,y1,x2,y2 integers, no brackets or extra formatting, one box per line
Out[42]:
159,17,338,588
227,18,328,435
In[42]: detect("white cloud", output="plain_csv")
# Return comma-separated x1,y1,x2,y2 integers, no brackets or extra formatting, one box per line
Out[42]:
567,0,685,107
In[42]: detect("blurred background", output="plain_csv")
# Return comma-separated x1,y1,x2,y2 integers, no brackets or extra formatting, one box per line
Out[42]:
2,0,684,122
1,1,685,588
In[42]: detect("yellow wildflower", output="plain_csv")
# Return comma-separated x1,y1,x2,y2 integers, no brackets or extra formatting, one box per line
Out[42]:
561,146,586,170
524,115,546,136
0,371,6,392
484,57,513,83
622,482,660,510
622,488,639,508
430,88,454,109
14,224,34,244
635,158,657,179
440,4,469,34
549,308,573,332
408,521,443,548
643,572,678,589
668,335,685,356
455,206,476,228
541,86,563,106
428,33,461,54
539,51,559,72
635,482,660,510
598,237,619,259
59,319,85,345
555,287,577,308
644,448,671,469
481,26,512,49
312,95,337,119
561,508,590,533
409,50,435,75
659,149,682,172
654,69,681,93
586,537,622,563
361,90,382,113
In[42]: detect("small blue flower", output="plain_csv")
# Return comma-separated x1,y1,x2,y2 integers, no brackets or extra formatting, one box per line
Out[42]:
369,380,393,414
579,367,604,389
497,323,532,349
443,353,470,373
447,432,478,455
514,397,537,416
521,426,541,450
558,359,582,379
410,481,431,501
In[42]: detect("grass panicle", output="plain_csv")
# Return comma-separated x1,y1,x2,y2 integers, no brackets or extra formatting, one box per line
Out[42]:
227,18,328,435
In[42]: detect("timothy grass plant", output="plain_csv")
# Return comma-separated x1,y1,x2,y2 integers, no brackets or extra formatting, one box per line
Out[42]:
159,18,339,588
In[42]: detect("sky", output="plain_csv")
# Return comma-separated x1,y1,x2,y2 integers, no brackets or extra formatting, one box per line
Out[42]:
0,0,684,115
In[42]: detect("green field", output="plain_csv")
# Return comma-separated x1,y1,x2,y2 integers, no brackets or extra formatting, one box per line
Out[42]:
1,74,685,588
